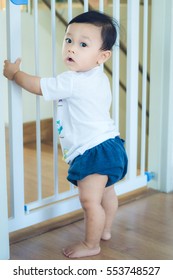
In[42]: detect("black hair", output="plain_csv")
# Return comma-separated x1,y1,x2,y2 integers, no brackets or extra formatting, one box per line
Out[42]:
67,11,119,51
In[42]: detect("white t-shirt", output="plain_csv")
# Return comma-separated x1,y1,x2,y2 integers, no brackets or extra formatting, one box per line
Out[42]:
40,66,119,163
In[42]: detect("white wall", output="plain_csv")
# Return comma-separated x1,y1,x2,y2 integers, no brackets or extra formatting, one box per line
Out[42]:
148,0,173,192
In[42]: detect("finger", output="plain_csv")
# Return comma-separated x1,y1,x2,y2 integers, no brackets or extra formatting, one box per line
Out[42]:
15,58,21,65
4,60,9,64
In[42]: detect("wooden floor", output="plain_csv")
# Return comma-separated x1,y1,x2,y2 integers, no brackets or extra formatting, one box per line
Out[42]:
10,191,173,260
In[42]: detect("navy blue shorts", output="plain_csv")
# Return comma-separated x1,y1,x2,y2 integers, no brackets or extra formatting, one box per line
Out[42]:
67,136,128,187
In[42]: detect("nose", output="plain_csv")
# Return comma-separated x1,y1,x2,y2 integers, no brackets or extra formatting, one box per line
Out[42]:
68,44,75,54
68,49,74,54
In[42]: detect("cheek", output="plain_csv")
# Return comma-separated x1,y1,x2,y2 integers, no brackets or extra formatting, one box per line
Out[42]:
61,46,64,56
62,42,67,54
85,49,98,60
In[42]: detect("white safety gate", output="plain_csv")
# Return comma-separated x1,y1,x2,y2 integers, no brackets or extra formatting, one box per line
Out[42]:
0,0,150,259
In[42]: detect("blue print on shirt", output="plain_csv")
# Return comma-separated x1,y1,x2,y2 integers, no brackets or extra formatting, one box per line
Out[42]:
57,120,63,135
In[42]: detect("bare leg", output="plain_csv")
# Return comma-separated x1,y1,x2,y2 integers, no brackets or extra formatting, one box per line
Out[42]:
101,185,118,240
63,174,107,258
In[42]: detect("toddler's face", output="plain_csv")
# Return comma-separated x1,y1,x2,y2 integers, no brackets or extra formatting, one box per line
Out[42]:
62,23,108,72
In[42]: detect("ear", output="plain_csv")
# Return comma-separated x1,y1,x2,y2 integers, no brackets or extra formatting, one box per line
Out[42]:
97,50,112,65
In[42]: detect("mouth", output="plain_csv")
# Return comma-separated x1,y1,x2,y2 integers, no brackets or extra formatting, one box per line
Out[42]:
67,57,75,63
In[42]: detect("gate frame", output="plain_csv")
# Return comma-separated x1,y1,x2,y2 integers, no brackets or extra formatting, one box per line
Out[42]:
0,23,9,259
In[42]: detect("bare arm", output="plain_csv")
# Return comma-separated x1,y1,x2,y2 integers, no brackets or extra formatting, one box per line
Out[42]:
13,71,42,95
3,58,42,95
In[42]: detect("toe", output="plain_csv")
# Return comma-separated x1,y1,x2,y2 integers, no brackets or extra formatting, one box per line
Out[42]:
62,247,73,258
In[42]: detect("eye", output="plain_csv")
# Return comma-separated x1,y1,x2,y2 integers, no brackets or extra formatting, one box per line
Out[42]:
80,42,87,47
65,38,72,44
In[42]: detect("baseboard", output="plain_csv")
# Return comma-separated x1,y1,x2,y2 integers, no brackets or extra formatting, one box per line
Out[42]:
118,186,157,205
5,118,53,145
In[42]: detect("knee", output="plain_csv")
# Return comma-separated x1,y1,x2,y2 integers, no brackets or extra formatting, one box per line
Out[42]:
80,197,98,212
80,197,91,211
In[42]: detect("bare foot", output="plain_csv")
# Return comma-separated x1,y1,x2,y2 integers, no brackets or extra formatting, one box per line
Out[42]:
62,242,101,258
101,231,111,241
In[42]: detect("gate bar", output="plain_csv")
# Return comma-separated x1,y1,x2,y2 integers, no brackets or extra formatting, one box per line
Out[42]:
6,0,25,219
68,0,72,21
99,0,104,12
84,0,88,12
126,0,140,179
51,0,59,195
0,36,9,259
112,0,120,129
140,0,148,174
34,0,42,200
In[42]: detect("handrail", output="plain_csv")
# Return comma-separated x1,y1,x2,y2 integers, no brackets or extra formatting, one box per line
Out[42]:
42,0,149,118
